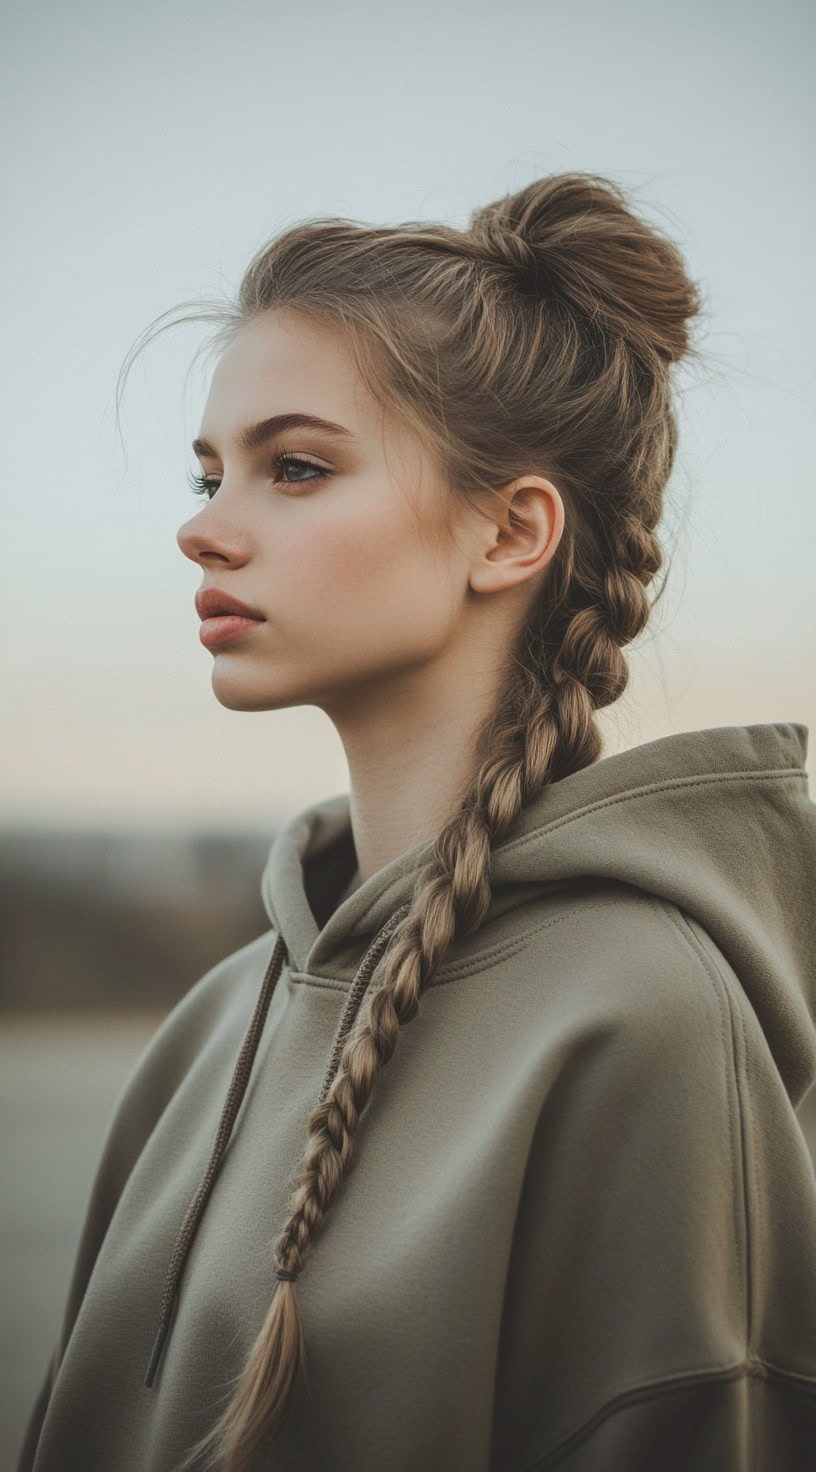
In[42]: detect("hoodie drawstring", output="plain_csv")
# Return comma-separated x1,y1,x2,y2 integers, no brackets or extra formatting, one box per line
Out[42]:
144,902,411,1389
315,904,410,1106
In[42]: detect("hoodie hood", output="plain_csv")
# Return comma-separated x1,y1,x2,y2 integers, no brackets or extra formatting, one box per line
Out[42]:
263,720,815,1107
144,718,814,1391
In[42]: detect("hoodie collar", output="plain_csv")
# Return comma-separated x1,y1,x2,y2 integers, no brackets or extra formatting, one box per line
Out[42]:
262,721,815,1104
261,793,435,978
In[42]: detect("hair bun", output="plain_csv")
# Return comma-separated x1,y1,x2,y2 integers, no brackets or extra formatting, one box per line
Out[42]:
469,172,702,365
479,226,561,301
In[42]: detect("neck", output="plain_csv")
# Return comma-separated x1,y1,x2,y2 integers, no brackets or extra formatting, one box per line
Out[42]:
323,623,514,884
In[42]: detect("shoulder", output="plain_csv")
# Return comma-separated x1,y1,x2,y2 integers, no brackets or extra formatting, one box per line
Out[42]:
499,888,742,1188
127,925,279,1103
450,882,728,1043
38,927,282,1381
434,884,744,1125
83,926,279,1184
84,926,279,1198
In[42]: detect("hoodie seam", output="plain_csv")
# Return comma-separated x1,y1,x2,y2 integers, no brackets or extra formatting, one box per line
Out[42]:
649,900,753,1351
286,898,619,991
488,765,806,866
522,1357,816,1470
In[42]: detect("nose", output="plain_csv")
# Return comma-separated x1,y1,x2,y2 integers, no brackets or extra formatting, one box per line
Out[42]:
176,514,209,563
176,505,249,567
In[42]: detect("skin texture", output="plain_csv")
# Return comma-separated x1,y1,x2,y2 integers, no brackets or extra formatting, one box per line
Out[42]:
177,309,565,884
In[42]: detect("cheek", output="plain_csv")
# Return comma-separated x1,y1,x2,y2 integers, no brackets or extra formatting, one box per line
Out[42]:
281,500,456,658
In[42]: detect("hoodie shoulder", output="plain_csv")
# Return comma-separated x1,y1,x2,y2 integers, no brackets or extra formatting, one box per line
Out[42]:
16,926,280,1471
34,928,278,1385
132,926,278,1092
485,877,814,1147
490,885,816,1468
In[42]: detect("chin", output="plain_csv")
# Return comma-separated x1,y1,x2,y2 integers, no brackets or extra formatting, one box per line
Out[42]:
209,664,302,713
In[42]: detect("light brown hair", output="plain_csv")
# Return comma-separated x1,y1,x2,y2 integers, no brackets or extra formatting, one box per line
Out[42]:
119,170,704,1470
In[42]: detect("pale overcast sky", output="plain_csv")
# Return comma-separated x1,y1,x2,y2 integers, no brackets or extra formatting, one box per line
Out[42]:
3,0,814,830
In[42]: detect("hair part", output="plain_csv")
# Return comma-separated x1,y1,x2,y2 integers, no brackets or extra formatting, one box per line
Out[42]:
119,171,705,1472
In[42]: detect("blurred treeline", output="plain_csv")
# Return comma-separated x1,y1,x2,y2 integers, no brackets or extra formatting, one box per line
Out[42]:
0,827,276,1012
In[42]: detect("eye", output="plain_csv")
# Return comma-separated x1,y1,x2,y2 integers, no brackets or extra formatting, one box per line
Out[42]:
186,470,221,499
273,450,329,486
186,450,330,500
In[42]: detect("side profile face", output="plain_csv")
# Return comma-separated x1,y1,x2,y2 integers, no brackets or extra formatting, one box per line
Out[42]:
177,308,564,724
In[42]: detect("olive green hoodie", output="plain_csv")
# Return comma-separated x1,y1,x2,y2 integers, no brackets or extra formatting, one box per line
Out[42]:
17,722,816,1471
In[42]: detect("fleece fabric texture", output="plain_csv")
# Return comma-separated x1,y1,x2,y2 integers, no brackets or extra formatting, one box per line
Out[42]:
17,721,816,1472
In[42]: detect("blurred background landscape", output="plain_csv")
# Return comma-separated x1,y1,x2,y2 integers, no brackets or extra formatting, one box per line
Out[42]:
4,0,814,1466
0,824,273,1013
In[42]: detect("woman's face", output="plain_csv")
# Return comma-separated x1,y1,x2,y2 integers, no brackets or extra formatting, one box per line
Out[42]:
177,309,489,718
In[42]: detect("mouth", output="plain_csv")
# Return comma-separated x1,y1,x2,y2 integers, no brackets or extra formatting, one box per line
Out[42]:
195,587,267,621
198,613,266,650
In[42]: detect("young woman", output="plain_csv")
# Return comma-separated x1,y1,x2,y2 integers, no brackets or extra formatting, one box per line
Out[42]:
19,173,816,1472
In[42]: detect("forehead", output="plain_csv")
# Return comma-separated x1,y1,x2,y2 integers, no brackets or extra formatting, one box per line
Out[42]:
203,310,377,439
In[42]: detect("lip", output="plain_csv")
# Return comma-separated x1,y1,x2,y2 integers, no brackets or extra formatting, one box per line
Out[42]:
195,587,266,620
199,614,266,650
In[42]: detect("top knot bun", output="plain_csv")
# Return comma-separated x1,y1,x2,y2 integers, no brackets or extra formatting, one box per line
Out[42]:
469,172,702,365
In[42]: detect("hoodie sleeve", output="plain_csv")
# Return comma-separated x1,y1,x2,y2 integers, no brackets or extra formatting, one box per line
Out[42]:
490,903,816,1471
14,934,271,1472
15,1050,170,1472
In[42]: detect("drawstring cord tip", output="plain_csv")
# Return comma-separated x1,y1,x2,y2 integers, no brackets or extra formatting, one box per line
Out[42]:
144,1319,169,1388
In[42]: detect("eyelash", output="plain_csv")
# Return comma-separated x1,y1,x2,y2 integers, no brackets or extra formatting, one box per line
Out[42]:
186,447,329,499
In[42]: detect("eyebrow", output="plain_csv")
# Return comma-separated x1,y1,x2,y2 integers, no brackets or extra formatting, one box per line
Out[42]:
191,412,354,459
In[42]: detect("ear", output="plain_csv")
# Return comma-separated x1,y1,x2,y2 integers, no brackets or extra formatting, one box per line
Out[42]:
468,476,565,595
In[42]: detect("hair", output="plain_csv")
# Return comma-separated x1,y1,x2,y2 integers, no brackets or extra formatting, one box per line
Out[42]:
118,170,704,1471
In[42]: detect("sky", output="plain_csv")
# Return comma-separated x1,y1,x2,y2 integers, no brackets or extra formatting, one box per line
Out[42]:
2,0,814,831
